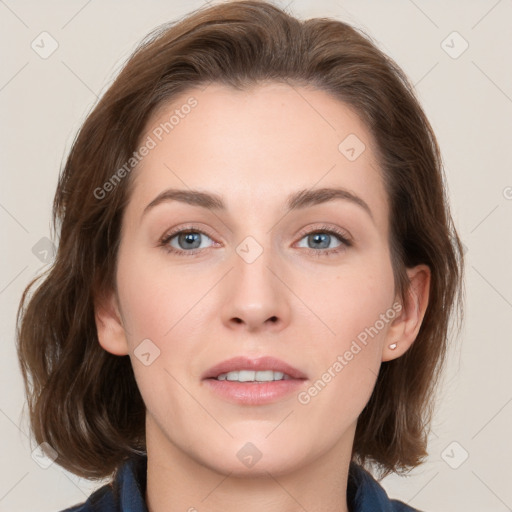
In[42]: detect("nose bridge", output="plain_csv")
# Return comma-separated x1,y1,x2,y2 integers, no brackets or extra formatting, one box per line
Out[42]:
220,232,289,331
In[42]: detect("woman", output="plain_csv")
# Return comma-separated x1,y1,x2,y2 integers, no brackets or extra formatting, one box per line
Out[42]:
16,1,465,511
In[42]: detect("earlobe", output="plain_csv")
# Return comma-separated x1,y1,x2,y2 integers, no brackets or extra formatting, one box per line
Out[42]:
382,264,431,362
94,288,130,356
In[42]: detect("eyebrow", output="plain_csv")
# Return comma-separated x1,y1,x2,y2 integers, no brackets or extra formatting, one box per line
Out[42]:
142,186,374,222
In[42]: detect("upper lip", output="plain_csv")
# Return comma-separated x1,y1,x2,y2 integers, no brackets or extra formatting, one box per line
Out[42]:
202,356,308,380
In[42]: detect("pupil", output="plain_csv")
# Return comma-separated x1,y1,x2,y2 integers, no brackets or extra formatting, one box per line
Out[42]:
311,233,329,249
181,232,200,249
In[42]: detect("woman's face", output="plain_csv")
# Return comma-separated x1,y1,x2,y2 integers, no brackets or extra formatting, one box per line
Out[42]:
98,82,417,476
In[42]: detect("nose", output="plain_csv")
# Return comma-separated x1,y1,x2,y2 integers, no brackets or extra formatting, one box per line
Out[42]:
220,244,291,333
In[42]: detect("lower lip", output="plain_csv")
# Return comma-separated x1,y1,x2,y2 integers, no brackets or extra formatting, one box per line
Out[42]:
203,378,307,405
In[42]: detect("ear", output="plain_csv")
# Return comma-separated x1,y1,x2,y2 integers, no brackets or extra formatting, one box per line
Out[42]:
94,288,130,356
382,264,431,362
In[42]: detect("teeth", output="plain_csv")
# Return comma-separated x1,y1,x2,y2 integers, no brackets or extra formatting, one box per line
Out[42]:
216,370,292,382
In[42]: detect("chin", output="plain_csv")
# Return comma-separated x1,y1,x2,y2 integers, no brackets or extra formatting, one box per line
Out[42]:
192,435,308,478
207,453,302,479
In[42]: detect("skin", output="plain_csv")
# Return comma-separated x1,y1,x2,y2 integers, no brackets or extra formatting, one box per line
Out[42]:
95,82,430,512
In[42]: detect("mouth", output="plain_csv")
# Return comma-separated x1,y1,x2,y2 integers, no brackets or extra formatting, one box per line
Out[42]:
201,355,308,405
214,370,294,382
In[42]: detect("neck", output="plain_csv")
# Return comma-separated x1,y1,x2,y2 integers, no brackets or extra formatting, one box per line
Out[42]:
144,415,355,512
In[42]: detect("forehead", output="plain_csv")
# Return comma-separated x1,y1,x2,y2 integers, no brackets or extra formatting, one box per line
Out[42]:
128,82,388,230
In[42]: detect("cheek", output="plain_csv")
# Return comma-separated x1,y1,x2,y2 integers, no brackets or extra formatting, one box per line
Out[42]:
309,258,396,346
115,245,209,391
115,245,200,341
296,274,392,421
299,258,395,395
115,249,201,423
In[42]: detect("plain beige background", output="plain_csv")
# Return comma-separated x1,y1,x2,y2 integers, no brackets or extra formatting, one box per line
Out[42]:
1,1,511,511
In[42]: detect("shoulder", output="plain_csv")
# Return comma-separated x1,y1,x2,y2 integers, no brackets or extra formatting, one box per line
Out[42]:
388,498,424,512
56,454,148,512
57,482,116,511
348,462,425,512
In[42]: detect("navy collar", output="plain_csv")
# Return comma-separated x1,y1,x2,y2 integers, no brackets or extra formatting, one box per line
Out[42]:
64,454,420,512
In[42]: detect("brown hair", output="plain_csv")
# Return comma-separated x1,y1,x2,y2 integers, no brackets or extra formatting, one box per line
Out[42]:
16,0,464,481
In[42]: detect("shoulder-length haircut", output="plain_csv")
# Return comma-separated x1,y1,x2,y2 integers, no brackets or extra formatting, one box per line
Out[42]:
16,0,464,481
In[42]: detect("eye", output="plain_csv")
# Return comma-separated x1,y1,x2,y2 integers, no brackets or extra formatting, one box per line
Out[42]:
160,227,217,255
159,224,352,258
295,226,352,257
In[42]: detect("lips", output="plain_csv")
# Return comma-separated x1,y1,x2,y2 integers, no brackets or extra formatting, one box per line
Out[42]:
201,355,308,381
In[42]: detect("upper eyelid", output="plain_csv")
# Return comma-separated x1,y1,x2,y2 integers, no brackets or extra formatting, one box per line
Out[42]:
162,224,217,241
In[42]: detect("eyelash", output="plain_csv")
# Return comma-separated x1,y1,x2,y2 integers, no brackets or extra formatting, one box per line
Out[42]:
159,224,353,258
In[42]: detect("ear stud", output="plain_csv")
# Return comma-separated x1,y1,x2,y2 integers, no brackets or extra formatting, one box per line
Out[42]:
389,342,398,350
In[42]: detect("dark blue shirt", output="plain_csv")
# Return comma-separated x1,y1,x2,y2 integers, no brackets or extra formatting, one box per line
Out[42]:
60,454,422,512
